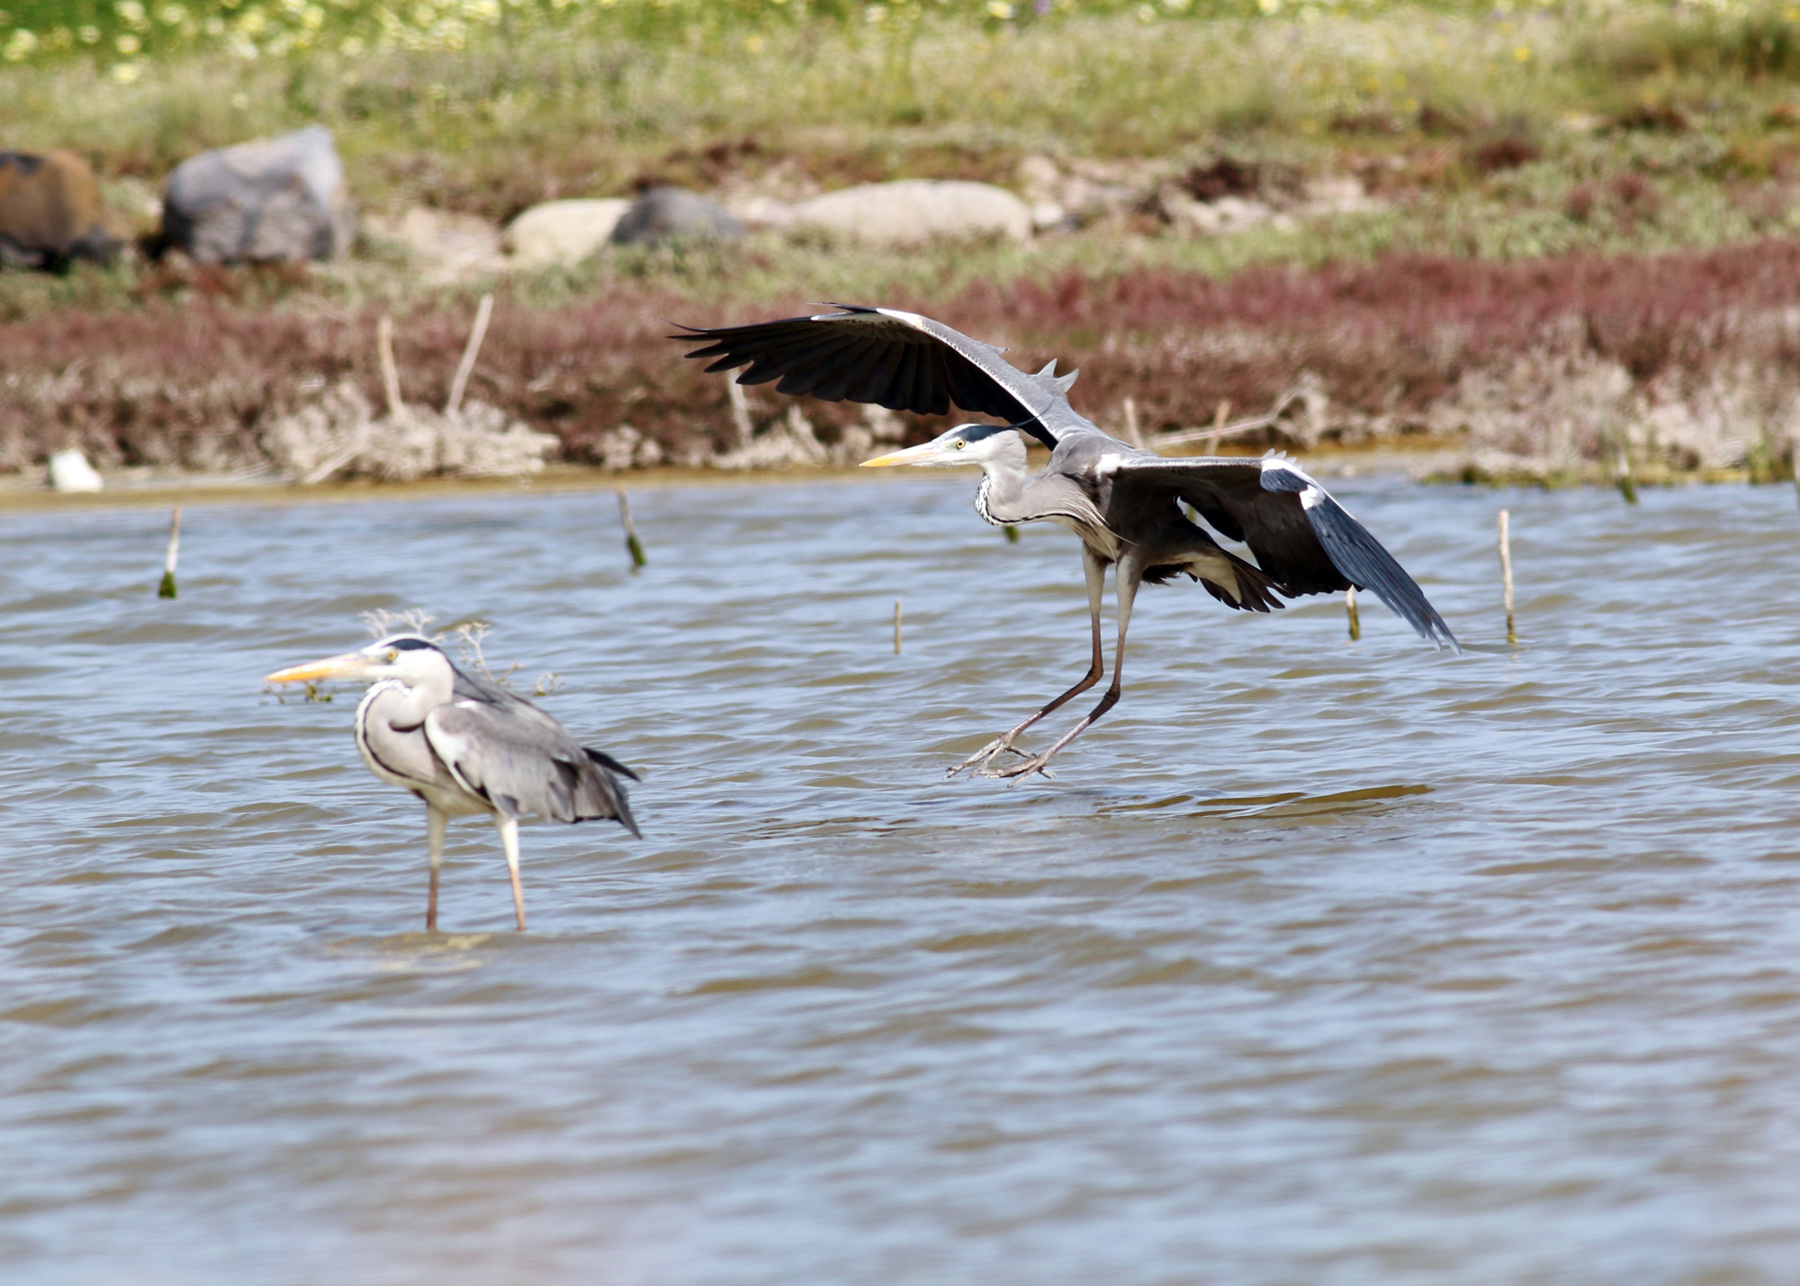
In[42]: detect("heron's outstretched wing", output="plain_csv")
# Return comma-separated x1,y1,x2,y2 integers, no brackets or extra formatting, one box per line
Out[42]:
672,305,1100,448
424,689,640,835
1112,456,1458,649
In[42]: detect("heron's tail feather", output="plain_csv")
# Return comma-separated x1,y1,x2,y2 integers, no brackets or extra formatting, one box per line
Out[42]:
571,746,642,837
583,747,641,782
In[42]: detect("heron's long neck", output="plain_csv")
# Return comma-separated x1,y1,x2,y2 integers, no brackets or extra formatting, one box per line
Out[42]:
973,459,1034,527
357,671,452,732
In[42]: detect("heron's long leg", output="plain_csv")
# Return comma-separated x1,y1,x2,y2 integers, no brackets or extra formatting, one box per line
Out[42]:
999,554,1143,783
495,815,527,932
426,806,446,933
948,546,1108,779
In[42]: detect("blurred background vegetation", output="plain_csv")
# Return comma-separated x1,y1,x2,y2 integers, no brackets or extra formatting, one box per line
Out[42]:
8,0,1800,231
7,0,1800,481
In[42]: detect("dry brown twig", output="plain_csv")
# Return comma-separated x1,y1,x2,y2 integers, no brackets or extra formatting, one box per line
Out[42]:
1148,387,1307,451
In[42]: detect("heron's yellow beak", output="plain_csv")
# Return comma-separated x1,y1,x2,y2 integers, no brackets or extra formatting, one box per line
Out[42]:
264,651,371,685
860,442,943,468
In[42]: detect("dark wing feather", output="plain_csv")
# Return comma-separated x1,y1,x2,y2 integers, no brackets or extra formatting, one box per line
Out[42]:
1112,456,1457,649
890,341,925,414
807,336,885,402
426,674,640,833
847,339,905,405
672,305,1105,447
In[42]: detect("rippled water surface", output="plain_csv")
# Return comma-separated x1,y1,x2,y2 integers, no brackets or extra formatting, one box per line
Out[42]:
4,476,1800,1284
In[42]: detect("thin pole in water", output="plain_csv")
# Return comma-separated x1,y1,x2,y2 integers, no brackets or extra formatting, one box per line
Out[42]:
157,506,180,599
617,489,647,570
1498,508,1517,645
445,292,493,417
1345,585,1360,640
894,599,903,654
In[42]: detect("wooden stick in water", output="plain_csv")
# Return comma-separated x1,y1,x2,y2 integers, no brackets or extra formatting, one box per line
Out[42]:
377,315,404,420
617,489,647,570
445,292,494,416
893,599,903,654
1345,585,1360,641
1498,508,1516,645
157,506,180,599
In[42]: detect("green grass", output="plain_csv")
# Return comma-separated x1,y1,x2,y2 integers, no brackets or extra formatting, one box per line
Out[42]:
7,1,1800,218
9,1,1800,346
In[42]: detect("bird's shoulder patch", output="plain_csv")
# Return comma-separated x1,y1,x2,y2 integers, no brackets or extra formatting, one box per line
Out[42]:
1258,454,1321,501
870,306,929,329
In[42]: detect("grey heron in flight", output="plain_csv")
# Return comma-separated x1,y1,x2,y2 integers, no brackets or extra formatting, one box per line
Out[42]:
676,305,1457,781
265,635,639,930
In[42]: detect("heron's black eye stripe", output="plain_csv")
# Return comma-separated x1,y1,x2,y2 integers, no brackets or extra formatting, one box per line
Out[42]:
388,638,435,651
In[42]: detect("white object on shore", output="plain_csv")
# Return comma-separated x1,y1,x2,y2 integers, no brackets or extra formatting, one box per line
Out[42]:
49,449,103,493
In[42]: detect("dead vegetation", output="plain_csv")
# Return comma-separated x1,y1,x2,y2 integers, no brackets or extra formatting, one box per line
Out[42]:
6,237,1800,484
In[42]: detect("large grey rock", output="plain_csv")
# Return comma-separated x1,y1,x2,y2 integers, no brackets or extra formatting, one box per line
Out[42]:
505,198,631,268
791,180,1032,248
161,125,355,263
609,187,744,247
0,149,122,269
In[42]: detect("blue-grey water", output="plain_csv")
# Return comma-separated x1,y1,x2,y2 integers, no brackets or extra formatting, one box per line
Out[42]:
3,475,1799,1285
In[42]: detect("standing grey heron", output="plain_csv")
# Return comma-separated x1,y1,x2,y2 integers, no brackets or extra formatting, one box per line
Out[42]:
265,635,639,930
676,305,1457,781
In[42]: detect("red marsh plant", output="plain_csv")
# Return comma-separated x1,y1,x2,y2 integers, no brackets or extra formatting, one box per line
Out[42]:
6,239,1800,479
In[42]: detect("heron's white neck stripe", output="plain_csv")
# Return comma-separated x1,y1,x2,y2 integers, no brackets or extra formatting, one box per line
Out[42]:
974,472,998,526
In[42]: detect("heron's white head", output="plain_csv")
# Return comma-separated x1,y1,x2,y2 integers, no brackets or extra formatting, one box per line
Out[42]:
860,423,1027,470
264,634,454,687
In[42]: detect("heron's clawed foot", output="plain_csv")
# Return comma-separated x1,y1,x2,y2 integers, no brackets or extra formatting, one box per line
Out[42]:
946,737,1034,779
994,752,1060,784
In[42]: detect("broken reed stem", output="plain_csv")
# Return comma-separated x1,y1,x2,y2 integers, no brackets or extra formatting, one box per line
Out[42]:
376,315,404,420
617,489,646,569
1498,508,1517,646
726,379,754,449
1205,399,1231,456
445,293,494,417
1345,585,1359,641
893,599,903,654
1615,438,1638,505
1121,396,1143,449
156,505,180,599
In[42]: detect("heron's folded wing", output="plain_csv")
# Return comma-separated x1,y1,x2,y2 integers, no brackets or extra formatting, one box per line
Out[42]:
672,305,1099,448
1113,456,1458,649
424,700,639,832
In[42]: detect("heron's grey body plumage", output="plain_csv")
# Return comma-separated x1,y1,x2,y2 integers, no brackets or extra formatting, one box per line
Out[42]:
678,305,1457,779
355,660,638,830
